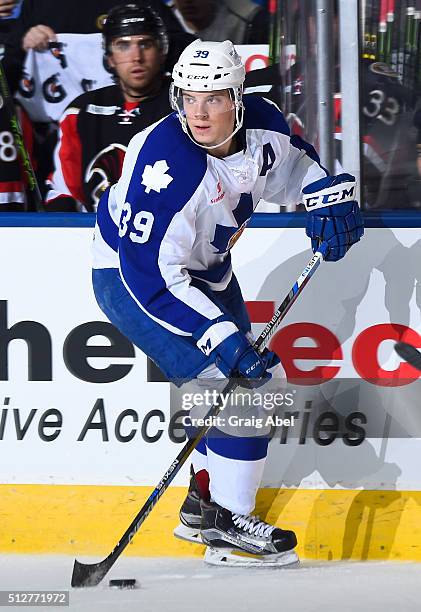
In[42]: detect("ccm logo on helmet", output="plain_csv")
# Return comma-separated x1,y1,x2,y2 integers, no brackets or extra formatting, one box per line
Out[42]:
187,75,210,80
304,186,355,209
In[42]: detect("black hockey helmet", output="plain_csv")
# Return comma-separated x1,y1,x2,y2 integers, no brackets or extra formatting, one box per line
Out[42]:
103,3,168,56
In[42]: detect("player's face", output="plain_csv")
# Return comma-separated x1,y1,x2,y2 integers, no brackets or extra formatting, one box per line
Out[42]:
182,90,236,153
108,35,163,97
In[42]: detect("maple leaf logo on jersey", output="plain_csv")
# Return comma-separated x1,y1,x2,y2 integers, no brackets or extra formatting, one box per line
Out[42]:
141,160,173,194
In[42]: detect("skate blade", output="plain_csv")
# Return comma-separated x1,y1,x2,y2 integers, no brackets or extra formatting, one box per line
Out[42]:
204,546,299,568
173,524,203,545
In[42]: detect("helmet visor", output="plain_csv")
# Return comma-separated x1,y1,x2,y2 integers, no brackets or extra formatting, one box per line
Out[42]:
174,89,235,119
109,35,159,57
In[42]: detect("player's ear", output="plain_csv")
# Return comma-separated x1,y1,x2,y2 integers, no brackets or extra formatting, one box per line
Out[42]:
106,54,116,70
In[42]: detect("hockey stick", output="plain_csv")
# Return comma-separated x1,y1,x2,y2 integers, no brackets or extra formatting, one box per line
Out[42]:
394,341,421,371
268,0,279,66
387,0,396,70
0,60,42,211
378,0,388,61
71,242,328,587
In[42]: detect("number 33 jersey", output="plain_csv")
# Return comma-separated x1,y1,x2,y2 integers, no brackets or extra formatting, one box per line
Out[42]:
93,95,326,340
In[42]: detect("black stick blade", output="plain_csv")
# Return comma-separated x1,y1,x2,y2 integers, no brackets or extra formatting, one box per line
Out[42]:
71,558,111,587
394,342,421,372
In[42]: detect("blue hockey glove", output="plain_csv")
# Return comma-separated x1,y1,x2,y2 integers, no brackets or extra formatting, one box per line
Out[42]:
214,332,278,385
303,173,364,262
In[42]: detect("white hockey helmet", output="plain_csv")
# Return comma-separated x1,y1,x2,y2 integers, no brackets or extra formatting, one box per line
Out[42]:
170,40,246,150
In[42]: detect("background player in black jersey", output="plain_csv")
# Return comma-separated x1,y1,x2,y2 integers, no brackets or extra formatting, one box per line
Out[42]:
44,3,176,212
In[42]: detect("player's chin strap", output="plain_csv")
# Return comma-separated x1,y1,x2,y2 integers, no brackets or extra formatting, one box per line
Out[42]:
169,84,244,151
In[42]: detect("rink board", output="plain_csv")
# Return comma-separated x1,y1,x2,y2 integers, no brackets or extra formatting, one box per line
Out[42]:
1,212,421,560
2,484,421,561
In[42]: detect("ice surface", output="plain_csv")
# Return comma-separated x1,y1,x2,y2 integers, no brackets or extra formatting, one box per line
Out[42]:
0,555,420,612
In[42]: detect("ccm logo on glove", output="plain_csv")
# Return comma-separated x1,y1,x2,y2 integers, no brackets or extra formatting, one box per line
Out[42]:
303,181,355,211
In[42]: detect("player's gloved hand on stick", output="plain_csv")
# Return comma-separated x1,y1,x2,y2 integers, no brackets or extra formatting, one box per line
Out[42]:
214,331,278,385
303,173,364,262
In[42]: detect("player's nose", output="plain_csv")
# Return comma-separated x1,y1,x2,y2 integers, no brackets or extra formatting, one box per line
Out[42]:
194,103,208,119
131,43,145,62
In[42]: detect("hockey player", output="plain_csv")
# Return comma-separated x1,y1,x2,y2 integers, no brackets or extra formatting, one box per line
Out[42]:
92,40,364,566
45,3,174,212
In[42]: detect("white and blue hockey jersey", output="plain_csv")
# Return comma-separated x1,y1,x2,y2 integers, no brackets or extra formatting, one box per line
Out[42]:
92,96,327,355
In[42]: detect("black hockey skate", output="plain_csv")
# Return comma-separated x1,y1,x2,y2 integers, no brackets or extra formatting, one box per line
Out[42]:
200,499,299,567
173,467,203,544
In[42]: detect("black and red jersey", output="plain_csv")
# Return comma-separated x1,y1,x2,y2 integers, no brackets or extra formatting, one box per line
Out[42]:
0,103,34,211
45,79,173,212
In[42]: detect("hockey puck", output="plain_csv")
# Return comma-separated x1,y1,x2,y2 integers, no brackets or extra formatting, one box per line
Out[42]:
109,579,137,589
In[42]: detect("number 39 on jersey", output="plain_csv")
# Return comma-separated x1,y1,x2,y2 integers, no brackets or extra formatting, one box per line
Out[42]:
118,202,155,244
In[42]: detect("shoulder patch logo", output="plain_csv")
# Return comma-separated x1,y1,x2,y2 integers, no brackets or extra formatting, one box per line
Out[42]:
141,160,173,194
